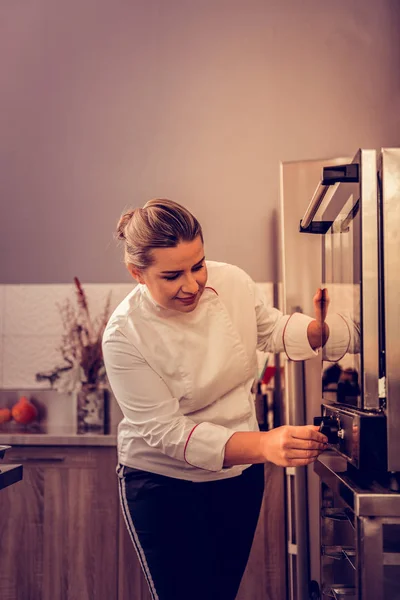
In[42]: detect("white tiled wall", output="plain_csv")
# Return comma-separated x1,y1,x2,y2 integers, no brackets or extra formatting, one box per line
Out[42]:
0,285,4,386
0,283,134,389
0,282,274,389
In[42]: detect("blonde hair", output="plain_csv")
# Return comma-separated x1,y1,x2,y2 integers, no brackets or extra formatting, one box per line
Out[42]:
116,199,203,269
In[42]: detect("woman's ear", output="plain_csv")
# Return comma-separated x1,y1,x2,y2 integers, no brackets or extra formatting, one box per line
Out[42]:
127,264,145,284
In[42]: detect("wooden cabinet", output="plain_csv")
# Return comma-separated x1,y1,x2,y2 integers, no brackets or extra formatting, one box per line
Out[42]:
0,447,286,600
0,445,148,600
236,462,287,600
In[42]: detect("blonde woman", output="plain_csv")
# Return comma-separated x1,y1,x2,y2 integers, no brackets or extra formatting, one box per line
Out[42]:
103,199,328,600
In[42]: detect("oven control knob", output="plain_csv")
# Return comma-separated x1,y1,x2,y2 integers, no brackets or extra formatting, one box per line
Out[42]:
314,416,340,444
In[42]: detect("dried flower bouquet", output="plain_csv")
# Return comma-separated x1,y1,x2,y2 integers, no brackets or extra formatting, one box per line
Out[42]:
36,278,111,393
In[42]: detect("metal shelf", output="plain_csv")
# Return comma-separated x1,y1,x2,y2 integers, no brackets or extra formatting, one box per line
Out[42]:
321,507,355,530
323,584,356,599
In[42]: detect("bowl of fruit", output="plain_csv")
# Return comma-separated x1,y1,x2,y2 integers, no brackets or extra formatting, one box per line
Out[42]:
0,397,38,430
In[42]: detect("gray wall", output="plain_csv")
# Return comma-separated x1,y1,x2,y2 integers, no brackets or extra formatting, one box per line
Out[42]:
1,0,399,283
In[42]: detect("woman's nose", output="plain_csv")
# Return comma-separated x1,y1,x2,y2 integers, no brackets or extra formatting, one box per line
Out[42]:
181,274,199,295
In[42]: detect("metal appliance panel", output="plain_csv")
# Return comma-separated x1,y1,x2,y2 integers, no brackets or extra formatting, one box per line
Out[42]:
359,150,380,410
381,148,400,472
321,404,387,471
299,150,380,412
321,180,362,408
320,149,380,411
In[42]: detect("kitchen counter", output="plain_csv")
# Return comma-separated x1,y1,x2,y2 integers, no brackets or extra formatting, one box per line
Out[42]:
0,426,117,447
0,464,23,490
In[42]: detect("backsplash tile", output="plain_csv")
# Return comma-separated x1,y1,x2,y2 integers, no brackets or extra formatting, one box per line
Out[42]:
4,284,75,336
84,283,135,314
0,334,3,388
0,285,4,337
3,283,135,337
0,286,3,387
2,335,62,389
0,283,134,389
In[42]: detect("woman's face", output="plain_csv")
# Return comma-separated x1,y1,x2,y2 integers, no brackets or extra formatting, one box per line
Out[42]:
129,235,208,313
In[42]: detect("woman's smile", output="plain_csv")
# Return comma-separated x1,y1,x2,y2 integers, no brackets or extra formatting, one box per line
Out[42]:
175,293,198,305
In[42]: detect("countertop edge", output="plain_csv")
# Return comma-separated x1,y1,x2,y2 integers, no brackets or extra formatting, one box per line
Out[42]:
0,434,117,447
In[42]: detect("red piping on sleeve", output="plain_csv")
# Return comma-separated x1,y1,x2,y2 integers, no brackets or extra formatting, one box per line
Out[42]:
282,313,294,360
184,424,201,464
333,313,351,361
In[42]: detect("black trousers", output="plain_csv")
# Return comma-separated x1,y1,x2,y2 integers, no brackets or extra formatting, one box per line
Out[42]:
118,463,265,600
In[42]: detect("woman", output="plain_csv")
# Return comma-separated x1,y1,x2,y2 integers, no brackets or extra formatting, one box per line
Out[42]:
102,198,328,600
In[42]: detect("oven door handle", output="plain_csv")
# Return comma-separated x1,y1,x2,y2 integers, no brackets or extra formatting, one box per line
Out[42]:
299,163,359,234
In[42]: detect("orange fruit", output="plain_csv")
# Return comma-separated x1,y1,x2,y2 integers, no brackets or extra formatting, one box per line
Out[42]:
0,408,12,423
11,397,38,424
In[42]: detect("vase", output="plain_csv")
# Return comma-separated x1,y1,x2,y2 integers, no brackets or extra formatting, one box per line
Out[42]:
76,384,106,434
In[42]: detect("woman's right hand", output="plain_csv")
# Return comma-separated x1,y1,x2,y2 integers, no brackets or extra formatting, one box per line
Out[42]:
261,425,328,467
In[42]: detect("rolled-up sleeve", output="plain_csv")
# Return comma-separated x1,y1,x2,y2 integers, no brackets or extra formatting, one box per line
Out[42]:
102,329,235,471
252,281,317,360
323,312,358,361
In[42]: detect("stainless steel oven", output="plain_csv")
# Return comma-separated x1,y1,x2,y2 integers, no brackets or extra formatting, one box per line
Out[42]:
300,148,400,475
296,148,400,599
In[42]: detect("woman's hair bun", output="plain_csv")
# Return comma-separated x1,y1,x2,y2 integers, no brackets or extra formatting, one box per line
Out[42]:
116,210,135,241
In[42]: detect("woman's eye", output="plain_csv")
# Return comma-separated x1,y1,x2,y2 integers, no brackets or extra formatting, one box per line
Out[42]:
163,274,179,281
162,264,203,281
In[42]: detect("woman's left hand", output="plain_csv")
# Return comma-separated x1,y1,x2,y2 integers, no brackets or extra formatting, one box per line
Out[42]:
307,288,330,349
313,287,329,324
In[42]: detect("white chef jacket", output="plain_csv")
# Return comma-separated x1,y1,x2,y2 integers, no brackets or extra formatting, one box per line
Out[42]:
102,261,317,482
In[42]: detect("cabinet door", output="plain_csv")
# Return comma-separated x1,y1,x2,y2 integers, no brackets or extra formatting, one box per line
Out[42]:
236,463,286,600
41,447,119,600
0,446,120,600
0,462,44,600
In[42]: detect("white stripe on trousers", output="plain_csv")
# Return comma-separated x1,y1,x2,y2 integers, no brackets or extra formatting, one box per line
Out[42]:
118,476,159,600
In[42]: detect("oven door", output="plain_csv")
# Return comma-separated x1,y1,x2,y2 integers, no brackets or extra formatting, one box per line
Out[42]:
300,149,380,411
